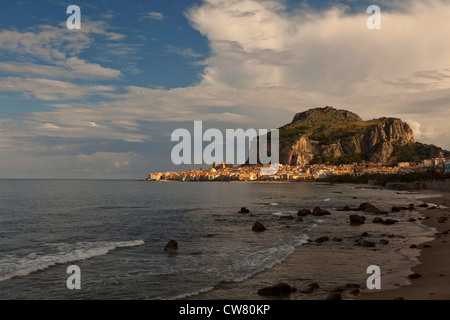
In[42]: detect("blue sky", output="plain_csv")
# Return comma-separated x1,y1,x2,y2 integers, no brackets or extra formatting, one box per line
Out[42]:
0,0,450,178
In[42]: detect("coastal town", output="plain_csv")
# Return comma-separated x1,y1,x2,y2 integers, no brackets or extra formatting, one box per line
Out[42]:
147,157,450,182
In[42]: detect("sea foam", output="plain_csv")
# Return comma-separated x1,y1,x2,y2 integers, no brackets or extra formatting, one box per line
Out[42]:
0,240,145,282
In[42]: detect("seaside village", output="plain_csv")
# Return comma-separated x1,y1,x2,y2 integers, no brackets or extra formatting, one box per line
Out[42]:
148,157,450,182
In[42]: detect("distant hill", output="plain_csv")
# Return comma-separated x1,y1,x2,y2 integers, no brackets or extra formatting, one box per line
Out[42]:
277,106,449,165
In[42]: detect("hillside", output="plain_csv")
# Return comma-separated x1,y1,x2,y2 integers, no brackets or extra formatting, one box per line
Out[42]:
277,106,449,165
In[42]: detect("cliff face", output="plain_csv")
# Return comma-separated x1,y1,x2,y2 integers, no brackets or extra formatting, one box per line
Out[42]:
279,106,418,165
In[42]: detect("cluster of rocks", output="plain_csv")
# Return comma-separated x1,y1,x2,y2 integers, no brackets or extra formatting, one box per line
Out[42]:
297,206,331,217
339,202,387,215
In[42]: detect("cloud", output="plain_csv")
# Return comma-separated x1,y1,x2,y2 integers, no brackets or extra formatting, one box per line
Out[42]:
0,21,124,79
0,77,116,100
165,45,204,58
186,0,450,95
141,11,166,21
0,59,121,80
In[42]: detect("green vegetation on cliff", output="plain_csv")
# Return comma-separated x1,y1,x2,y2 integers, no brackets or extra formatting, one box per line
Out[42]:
277,106,449,165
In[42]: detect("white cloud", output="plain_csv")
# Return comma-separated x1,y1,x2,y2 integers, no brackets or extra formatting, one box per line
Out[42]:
0,22,124,79
141,11,166,21
0,77,115,100
165,45,204,58
186,0,450,95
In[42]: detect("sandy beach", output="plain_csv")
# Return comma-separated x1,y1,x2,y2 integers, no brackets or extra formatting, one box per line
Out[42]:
359,189,450,300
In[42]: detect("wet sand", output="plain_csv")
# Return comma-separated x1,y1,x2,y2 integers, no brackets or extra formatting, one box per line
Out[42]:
359,190,450,300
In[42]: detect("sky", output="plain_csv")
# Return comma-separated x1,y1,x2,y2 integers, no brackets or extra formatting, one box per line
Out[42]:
0,0,449,179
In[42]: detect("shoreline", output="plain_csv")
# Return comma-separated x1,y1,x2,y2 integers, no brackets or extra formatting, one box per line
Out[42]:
358,189,450,300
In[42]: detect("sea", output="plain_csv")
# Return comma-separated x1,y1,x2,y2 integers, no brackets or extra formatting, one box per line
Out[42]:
0,179,440,300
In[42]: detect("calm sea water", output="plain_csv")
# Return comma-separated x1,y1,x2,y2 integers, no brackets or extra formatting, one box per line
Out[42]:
0,180,437,300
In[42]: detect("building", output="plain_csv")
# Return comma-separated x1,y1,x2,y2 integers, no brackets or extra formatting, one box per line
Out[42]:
445,162,450,174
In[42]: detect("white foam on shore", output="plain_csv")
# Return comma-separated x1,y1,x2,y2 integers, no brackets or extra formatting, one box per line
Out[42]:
0,240,145,282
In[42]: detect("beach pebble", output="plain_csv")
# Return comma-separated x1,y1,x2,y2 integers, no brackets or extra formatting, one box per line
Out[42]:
344,284,361,290
350,288,360,296
301,287,314,294
312,206,331,216
301,284,319,294
410,244,418,248
380,239,389,245
258,283,297,296
164,240,178,252
350,214,366,225
372,217,384,223
419,203,429,208
331,237,342,242
309,283,320,289
252,222,267,232
331,286,346,293
239,207,250,213
358,202,381,213
392,206,408,212
361,240,376,247
325,292,342,300
408,272,422,280
382,219,398,225
315,236,330,244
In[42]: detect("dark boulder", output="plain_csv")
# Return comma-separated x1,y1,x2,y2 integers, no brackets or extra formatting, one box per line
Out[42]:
301,283,319,294
358,202,381,213
361,240,376,247
345,284,361,290
239,207,250,213
372,217,384,223
297,209,312,216
325,292,342,300
258,283,297,296
164,240,178,252
408,273,422,280
350,288,360,296
350,214,366,225
252,222,267,232
314,236,330,244
313,206,331,216
382,219,399,225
